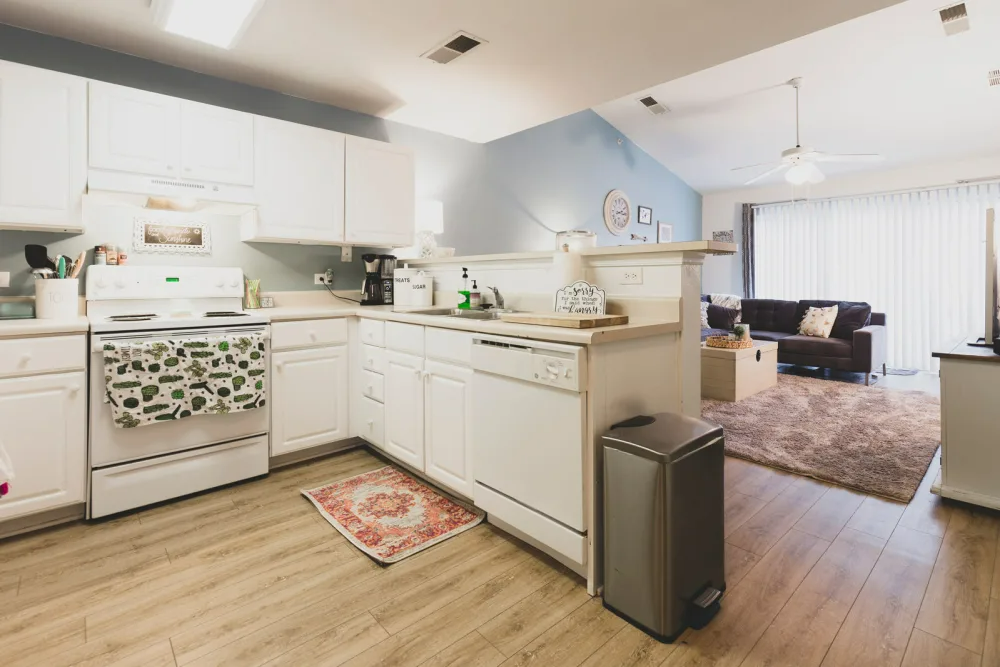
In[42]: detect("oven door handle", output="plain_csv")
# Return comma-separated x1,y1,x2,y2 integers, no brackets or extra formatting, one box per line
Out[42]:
92,331,270,353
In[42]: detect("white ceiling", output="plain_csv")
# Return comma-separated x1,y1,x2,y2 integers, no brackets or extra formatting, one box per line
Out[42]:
594,0,1000,194
0,0,903,143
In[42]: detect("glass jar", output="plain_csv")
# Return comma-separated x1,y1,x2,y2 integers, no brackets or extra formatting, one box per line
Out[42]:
555,230,597,253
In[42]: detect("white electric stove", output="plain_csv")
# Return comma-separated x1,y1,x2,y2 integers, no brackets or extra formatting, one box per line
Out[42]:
85,266,270,518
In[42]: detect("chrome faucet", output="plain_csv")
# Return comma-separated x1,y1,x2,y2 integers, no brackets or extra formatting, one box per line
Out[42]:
486,286,504,310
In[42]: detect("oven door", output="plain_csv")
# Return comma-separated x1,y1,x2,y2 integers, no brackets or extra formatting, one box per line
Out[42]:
90,325,270,468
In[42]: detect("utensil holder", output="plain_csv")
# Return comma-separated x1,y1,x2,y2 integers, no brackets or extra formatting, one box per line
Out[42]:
35,279,79,320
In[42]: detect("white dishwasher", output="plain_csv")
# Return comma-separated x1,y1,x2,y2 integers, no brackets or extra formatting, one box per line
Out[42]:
471,334,588,566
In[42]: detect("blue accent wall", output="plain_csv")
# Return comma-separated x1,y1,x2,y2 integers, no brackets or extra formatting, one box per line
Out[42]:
0,23,700,296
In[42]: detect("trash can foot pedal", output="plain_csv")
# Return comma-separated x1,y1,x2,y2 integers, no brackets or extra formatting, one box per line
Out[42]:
688,586,722,630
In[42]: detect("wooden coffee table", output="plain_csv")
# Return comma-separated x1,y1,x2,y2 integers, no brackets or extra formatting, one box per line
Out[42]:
701,340,779,401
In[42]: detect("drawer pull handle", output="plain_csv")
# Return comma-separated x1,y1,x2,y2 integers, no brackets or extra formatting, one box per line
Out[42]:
366,385,373,395
309,331,317,339
19,353,31,365
367,358,373,366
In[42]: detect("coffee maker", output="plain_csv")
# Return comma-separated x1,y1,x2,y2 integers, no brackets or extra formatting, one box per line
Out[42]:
380,255,396,306
361,254,382,306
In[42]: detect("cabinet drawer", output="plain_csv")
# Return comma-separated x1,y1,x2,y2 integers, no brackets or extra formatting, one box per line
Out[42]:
425,328,473,366
357,395,384,448
270,318,348,350
0,335,86,379
386,322,424,355
360,369,384,403
358,319,385,348
361,344,385,374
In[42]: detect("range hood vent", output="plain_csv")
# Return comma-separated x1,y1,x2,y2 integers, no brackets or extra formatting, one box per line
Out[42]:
88,167,256,210
422,32,485,64
989,69,1000,87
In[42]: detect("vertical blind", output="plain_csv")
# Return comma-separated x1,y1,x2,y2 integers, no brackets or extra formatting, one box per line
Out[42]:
754,183,1000,371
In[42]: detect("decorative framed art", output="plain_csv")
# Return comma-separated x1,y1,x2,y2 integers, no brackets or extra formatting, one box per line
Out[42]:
637,205,653,225
657,222,673,243
133,219,211,255
713,230,735,244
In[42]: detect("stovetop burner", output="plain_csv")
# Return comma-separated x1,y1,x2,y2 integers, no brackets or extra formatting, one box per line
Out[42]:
204,311,249,318
106,314,161,322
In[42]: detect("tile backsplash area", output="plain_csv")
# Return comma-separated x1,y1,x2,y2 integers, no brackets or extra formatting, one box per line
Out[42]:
0,199,369,296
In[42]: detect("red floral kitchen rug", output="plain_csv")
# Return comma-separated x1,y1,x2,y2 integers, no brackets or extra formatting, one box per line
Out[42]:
302,466,484,564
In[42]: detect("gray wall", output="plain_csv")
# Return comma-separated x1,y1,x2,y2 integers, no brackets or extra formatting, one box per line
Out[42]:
0,23,701,296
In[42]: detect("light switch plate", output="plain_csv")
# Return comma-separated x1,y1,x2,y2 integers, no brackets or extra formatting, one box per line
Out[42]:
0,271,9,288
619,267,643,285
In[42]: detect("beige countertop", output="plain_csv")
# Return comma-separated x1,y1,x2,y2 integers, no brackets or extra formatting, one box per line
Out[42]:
261,299,679,345
0,316,90,339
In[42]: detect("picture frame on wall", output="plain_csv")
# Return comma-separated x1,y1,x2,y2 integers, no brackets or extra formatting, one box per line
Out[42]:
657,222,673,243
637,205,653,225
133,218,212,255
713,230,735,244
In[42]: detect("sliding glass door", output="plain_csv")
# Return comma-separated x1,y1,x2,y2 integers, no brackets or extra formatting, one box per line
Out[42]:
754,183,999,371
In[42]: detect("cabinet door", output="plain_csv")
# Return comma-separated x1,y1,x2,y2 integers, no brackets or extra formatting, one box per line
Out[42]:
0,372,86,521
0,61,87,231
344,135,415,247
248,115,345,244
271,345,349,456
89,81,181,177
384,349,424,469
180,100,254,185
424,359,474,497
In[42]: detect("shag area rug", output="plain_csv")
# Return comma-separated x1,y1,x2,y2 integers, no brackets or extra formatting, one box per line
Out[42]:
702,375,940,501
303,466,484,564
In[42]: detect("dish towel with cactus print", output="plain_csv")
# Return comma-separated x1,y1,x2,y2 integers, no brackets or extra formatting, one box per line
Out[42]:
102,333,267,428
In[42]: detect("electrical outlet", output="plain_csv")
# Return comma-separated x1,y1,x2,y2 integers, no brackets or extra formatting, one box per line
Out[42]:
619,267,643,285
314,273,326,285
0,272,9,288
341,246,352,262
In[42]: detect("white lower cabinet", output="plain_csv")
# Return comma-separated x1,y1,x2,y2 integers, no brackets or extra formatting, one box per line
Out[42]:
0,371,86,521
384,349,425,470
271,343,349,457
424,359,474,498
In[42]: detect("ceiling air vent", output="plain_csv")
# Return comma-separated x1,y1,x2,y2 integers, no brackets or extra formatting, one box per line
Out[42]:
638,96,669,116
989,69,1000,87
421,32,485,64
938,2,970,36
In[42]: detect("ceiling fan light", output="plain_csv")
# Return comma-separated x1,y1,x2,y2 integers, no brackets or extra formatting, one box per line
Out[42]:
785,162,825,185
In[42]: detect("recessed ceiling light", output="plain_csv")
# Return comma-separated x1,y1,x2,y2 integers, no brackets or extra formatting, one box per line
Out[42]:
151,0,266,49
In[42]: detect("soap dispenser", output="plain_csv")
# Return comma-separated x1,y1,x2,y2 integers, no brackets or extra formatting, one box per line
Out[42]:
457,267,471,309
470,281,482,309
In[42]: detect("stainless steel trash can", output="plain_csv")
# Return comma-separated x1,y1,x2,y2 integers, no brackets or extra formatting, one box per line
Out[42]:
602,413,726,642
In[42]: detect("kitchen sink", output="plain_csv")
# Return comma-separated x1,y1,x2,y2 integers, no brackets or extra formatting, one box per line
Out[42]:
414,308,517,321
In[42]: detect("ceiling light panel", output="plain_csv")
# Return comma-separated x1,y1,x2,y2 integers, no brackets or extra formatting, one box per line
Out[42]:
152,0,266,49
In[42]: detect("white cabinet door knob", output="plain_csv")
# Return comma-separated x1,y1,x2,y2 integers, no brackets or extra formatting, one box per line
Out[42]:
366,385,373,395
19,353,31,365
367,358,373,366
309,331,317,340
367,419,374,428
68,384,81,394
166,165,174,171
275,361,284,371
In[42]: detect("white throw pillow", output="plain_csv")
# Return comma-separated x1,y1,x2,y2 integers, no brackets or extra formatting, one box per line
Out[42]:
710,294,741,322
700,301,710,328
799,305,839,338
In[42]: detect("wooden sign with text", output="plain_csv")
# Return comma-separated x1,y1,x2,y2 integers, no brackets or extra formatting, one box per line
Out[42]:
554,280,607,315
133,219,212,255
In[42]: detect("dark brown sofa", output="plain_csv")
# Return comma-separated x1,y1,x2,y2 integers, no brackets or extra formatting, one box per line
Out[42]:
702,297,887,385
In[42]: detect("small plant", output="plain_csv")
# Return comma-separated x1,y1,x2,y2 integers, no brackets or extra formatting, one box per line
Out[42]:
732,324,749,340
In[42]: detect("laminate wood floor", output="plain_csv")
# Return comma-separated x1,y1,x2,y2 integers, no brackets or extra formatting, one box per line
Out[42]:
2,446,998,667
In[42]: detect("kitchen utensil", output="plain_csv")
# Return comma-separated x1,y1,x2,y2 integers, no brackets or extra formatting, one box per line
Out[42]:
498,312,629,329
69,251,87,278
25,244,54,270
31,268,55,280
57,255,67,279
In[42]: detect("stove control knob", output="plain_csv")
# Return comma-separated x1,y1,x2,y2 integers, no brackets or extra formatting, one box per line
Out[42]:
114,278,125,289
230,279,240,288
96,278,107,289
216,279,225,288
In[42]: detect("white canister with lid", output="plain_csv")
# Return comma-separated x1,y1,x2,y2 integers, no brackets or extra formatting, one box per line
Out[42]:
410,271,433,307
393,268,418,307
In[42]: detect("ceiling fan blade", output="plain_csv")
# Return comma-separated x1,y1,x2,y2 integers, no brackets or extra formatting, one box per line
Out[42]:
813,153,885,163
731,161,782,172
744,163,790,186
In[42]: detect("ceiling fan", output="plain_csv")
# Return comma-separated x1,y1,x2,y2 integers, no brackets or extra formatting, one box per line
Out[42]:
732,77,884,186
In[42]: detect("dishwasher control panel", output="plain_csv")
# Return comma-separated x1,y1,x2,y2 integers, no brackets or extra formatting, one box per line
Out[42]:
531,354,578,390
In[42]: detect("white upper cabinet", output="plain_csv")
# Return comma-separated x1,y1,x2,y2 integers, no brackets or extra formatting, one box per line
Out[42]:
0,61,87,232
89,81,253,186
243,115,345,244
89,82,181,177
180,100,254,185
345,135,415,247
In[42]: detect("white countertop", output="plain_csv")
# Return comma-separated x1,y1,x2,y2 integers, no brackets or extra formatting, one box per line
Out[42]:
0,316,90,339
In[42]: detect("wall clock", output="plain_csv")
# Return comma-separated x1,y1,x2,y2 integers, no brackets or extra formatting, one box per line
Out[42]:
603,189,631,236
